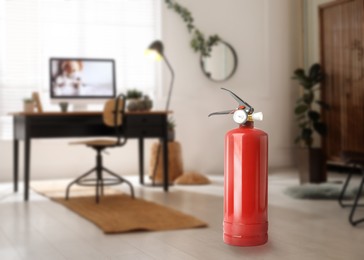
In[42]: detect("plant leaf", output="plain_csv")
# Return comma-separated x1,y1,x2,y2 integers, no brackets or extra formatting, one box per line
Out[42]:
309,63,320,80
302,128,312,139
292,68,313,89
299,121,309,128
309,63,324,84
294,76,312,89
316,100,330,110
303,92,314,105
293,69,305,78
313,122,327,136
295,105,308,115
308,110,320,122
295,115,306,121
301,128,313,147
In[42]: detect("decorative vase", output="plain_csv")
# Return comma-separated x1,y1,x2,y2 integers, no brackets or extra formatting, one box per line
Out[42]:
143,96,153,111
126,99,139,112
149,141,183,183
127,97,153,112
168,129,175,141
24,102,35,113
296,148,326,183
59,102,69,112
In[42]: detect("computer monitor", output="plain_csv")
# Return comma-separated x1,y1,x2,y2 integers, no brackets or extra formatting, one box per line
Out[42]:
50,58,116,109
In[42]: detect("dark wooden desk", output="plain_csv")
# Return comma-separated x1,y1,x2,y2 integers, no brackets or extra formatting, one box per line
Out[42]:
12,111,170,201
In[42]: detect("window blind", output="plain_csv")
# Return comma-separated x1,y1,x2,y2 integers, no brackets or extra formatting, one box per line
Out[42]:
0,0,161,139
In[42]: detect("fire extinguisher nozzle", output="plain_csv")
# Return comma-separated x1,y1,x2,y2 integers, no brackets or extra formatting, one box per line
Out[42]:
252,112,263,121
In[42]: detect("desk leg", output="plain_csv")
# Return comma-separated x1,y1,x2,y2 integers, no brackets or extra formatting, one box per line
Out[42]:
13,139,19,192
139,137,144,184
162,137,169,192
24,138,31,201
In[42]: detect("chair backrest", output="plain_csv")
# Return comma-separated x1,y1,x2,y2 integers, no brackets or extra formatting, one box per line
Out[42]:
103,98,124,127
102,94,126,145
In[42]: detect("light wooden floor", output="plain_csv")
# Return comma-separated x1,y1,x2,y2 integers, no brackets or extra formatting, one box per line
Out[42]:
0,169,363,260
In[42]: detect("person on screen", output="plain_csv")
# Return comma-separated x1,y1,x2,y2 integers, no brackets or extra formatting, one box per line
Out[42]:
53,60,84,96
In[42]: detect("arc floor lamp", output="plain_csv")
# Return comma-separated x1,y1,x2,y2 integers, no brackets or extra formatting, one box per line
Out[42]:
146,40,175,186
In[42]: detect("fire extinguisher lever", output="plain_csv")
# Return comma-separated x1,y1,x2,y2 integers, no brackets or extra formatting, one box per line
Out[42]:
208,88,255,119
208,109,235,117
221,88,254,115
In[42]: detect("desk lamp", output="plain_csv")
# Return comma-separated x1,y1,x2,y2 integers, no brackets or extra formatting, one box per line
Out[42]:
146,40,175,186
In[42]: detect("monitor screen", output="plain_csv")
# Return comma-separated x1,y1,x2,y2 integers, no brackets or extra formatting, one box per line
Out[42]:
50,58,116,99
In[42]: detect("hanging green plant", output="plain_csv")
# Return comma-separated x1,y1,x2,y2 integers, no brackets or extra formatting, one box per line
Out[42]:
164,0,221,57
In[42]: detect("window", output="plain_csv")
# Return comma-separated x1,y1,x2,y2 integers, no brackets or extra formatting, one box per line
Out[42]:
0,0,161,139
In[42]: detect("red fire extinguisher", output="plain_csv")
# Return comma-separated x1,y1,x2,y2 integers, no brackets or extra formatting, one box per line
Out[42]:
209,88,268,247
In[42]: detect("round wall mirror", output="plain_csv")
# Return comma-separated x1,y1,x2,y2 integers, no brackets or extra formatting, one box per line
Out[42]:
200,41,238,82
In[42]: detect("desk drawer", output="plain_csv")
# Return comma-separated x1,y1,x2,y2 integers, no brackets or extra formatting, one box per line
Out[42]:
28,115,102,125
125,114,165,127
125,126,165,138
26,115,112,138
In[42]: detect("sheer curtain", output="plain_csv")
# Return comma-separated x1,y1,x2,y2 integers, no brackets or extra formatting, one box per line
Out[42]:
0,0,161,139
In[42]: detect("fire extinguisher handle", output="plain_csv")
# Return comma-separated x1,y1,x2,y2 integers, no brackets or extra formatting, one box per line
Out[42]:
221,88,254,114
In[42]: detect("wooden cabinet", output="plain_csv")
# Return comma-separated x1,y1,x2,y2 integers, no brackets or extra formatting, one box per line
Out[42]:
320,0,364,160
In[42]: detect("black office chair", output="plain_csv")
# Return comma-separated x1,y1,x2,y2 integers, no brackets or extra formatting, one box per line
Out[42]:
338,151,364,226
65,94,134,203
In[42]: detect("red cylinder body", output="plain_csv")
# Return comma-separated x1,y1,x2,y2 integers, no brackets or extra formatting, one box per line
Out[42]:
223,121,268,246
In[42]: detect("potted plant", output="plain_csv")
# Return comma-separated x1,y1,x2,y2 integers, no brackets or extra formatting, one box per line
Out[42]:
141,95,153,111
59,102,69,112
125,89,143,111
167,117,176,141
125,89,153,112
292,63,328,183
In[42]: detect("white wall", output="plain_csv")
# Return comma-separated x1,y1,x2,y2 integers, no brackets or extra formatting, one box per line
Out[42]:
162,0,302,174
304,0,333,67
0,0,302,182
